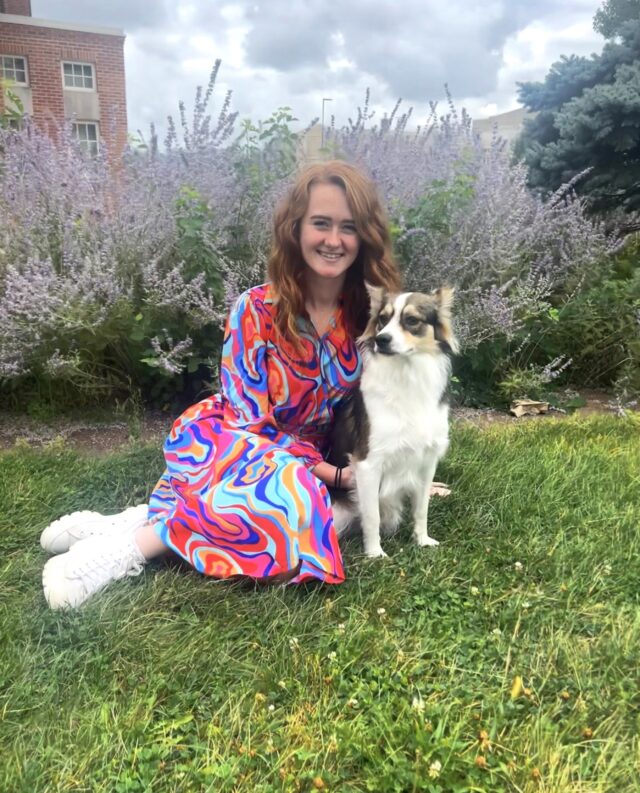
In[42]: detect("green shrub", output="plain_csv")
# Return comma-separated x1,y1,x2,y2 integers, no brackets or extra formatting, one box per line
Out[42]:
452,238,640,405
535,240,640,390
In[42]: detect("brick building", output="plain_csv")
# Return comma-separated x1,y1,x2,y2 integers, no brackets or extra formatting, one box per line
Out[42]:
0,0,127,154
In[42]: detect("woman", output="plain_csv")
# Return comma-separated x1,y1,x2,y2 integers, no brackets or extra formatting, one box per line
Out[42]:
41,161,403,609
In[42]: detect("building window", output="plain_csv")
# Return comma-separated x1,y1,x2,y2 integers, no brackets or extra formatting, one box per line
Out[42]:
1,55,28,86
62,61,95,90
72,122,99,156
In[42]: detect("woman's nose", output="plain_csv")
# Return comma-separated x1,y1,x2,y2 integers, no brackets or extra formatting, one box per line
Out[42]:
325,225,341,246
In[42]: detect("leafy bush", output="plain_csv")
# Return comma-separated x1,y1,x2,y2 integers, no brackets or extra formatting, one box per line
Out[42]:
532,242,640,390
0,69,631,410
0,67,258,410
326,93,635,403
452,238,640,405
329,100,619,350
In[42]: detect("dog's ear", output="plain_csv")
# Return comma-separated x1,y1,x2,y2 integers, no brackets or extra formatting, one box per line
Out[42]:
365,282,385,315
432,286,455,314
432,286,459,354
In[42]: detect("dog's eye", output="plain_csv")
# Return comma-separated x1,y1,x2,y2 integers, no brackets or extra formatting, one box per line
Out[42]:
404,316,421,329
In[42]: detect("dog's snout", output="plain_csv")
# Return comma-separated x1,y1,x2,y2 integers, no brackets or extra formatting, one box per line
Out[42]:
376,333,392,350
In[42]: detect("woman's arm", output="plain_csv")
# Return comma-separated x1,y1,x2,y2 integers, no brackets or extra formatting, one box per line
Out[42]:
311,461,354,490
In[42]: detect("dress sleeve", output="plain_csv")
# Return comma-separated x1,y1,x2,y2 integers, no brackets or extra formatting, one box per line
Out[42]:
220,290,324,467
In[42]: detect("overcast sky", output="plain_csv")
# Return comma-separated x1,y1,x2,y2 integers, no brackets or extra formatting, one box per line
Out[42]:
31,0,605,138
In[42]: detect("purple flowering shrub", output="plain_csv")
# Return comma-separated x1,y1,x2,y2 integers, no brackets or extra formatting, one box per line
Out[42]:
0,73,626,408
0,128,230,405
323,94,634,403
0,67,260,407
327,95,620,347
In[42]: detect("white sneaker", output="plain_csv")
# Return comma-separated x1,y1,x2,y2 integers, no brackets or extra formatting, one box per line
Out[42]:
40,504,149,555
42,533,147,610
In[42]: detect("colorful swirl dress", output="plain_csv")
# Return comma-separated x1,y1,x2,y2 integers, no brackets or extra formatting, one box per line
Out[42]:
148,283,362,584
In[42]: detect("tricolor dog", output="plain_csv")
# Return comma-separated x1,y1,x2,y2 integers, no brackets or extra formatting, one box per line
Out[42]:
329,285,457,557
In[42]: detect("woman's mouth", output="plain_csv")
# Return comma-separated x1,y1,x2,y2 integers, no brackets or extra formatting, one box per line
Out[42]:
318,250,343,261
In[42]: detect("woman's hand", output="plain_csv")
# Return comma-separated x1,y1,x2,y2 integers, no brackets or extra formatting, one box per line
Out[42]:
310,462,355,490
339,465,355,490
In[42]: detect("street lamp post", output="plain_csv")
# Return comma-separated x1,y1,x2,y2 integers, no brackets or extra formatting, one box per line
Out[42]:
321,97,333,148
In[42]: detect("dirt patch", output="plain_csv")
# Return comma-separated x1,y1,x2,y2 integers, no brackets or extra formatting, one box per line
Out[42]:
452,389,630,428
0,411,172,455
0,390,631,455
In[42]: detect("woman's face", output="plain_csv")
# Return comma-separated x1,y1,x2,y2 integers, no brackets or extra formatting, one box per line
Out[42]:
299,182,361,285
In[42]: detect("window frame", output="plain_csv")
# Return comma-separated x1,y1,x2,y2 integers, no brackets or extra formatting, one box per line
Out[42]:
61,61,96,92
72,121,100,156
1,55,28,86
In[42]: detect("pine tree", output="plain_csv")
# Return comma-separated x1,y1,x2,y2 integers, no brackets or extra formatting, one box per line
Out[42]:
516,0,640,214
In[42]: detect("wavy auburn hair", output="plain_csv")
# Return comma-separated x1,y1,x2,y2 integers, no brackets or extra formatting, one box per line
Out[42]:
267,160,402,345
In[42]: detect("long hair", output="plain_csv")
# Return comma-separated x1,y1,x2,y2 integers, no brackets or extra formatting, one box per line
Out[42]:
267,161,402,345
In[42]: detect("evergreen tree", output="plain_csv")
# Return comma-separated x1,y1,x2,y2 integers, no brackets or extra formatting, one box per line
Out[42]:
515,0,640,214
594,0,640,38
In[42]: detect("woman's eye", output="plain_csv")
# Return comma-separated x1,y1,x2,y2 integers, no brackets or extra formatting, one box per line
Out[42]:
342,224,357,235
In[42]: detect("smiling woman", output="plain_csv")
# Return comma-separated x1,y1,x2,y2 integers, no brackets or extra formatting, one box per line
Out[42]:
40,161,403,610
299,183,361,287
269,161,401,346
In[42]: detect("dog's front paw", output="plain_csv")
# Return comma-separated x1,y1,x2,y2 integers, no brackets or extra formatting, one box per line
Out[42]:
364,545,388,559
415,534,440,547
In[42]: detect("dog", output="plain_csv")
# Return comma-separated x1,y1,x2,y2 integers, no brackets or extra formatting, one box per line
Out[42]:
328,284,458,557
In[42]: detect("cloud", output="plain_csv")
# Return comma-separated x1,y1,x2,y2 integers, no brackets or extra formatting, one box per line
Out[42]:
243,0,333,70
29,0,604,135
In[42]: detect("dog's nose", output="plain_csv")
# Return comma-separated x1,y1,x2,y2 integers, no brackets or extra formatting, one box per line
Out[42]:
376,333,392,351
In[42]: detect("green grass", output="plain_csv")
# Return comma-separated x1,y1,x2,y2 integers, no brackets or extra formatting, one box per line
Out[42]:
1,416,639,793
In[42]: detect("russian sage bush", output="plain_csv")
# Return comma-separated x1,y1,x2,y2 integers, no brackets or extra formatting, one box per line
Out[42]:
326,94,621,348
0,67,260,407
322,92,633,403
0,125,234,405
0,72,626,408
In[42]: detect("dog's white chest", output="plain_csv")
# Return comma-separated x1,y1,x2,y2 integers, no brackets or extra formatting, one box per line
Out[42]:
360,354,450,461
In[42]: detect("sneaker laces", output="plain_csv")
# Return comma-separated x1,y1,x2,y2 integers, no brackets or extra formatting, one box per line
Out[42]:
70,539,145,589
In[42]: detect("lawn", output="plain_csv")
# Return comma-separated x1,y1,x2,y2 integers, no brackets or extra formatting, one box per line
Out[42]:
1,415,639,793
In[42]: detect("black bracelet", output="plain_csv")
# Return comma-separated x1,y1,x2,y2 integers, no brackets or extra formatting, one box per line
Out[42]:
334,466,343,489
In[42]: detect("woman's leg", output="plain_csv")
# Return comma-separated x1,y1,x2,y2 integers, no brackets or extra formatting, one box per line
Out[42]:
134,520,169,560
158,452,344,585
42,518,168,610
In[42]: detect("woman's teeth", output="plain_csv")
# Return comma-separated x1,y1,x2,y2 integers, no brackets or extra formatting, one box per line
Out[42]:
319,251,342,260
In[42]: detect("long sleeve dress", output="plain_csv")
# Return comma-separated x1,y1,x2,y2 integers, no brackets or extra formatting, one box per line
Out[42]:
147,283,362,584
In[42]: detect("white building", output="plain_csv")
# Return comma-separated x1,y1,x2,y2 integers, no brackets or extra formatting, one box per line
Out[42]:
471,107,531,147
